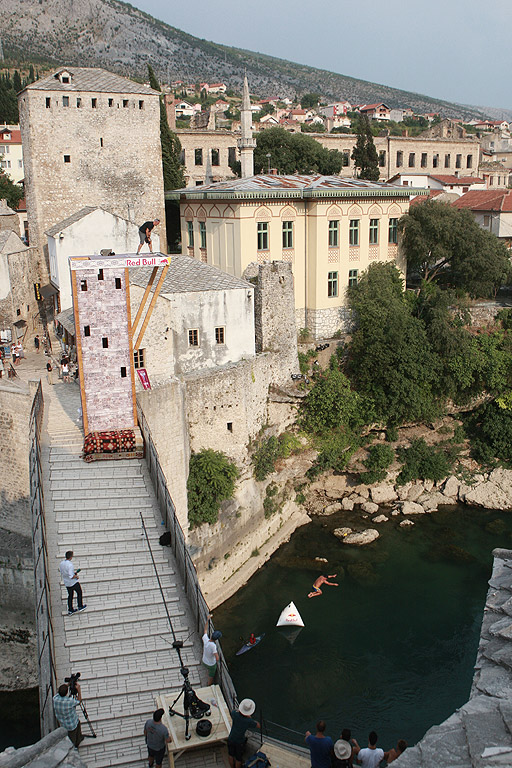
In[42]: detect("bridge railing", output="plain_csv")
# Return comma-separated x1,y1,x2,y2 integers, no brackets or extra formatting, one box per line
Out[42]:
137,405,237,710
30,381,58,734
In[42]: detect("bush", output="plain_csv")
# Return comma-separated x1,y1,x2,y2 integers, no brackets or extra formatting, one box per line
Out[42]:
396,439,452,485
386,426,399,442
360,469,386,484
496,308,512,330
465,401,512,465
187,449,238,527
263,482,280,518
360,443,394,485
252,432,301,480
298,351,310,375
301,368,373,435
307,431,359,477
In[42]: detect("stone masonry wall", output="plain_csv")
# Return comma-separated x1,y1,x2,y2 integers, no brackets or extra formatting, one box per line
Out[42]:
0,246,38,334
0,382,32,536
137,379,190,534
18,85,166,282
308,306,353,338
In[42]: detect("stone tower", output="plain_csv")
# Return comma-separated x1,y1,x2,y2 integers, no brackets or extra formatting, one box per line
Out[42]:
237,75,256,178
18,67,167,282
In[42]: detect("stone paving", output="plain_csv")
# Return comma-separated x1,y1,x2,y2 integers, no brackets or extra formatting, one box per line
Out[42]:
14,343,227,768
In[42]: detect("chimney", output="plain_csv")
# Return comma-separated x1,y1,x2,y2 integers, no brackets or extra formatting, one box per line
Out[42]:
270,168,278,176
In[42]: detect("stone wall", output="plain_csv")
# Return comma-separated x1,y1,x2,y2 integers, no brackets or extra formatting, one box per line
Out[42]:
176,129,237,186
0,243,38,336
137,380,190,534
0,382,32,535
466,301,509,328
307,305,352,338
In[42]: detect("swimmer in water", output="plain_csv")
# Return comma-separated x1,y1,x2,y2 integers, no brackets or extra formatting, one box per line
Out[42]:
308,574,338,598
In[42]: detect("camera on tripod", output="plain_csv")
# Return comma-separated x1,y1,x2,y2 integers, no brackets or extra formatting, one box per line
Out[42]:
168,666,211,740
65,671,81,696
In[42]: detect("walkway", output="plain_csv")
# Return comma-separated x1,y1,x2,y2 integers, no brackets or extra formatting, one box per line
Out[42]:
15,346,225,768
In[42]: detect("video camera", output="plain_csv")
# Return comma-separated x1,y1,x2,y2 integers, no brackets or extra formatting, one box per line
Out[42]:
65,671,81,696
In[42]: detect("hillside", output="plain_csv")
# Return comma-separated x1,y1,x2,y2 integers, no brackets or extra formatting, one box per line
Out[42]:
0,0,493,120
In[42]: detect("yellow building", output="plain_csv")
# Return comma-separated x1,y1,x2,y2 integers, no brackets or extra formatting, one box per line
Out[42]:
168,174,427,338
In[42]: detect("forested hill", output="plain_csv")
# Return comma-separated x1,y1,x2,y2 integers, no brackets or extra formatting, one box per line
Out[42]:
0,0,494,120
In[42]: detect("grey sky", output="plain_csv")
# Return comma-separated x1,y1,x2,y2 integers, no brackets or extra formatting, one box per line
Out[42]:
135,0,511,109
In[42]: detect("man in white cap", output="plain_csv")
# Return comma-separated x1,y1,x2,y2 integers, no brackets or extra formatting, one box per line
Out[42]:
227,698,260,768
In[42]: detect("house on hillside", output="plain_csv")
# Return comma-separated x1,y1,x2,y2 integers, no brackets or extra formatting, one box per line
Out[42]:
0,126,24,184
167,173,427,337
387,173,486,196
359,103,391,121
479,161,511,189
452,189,512,249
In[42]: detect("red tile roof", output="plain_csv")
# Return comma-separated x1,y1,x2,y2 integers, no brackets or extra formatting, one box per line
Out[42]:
0,128,21,143
360,103,390,111
452,189,512,212
430,175,485,185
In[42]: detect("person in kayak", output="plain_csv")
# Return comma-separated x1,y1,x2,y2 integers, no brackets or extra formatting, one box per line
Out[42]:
308,574,338,598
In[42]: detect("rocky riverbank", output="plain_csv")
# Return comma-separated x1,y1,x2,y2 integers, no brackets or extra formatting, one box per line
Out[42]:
305,466,512,545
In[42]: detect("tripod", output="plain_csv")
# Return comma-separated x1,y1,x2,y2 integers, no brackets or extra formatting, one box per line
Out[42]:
168,667,210,741
73,693,97,738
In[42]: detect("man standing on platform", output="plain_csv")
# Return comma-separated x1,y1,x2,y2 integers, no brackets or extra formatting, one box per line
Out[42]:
53,682,84,747
305,720,334,768
202,613,222,685
137,218,160,254
59,551,86,615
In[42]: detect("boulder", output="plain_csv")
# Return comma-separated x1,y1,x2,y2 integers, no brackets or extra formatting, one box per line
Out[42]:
407,484,424,502
402,501,426,515
341,497,354,511
315,557,328,563
400,519,414,527
361,501,379,514
423,480,434,492
442,476,460,498
372,514,389,523
323,474,348,499
370,484,398,505
397,482,412,501
342,529,380,546
349,494,367,505
391,509,401,516
352,485,370,499
418,492,452,512
333,527,353,540
464,468,512,511
319,502,342,516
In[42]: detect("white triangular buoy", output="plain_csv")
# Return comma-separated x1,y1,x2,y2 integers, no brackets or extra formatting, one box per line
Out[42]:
276,601,304,628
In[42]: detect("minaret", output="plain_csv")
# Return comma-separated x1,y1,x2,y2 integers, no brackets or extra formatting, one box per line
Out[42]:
238,74,256,178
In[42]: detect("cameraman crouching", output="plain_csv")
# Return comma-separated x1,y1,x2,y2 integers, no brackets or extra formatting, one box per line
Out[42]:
53,682,84,747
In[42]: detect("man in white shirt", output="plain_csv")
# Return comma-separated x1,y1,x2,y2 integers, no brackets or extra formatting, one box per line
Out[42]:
353,731,384,768
202,613,222,685
59,551,86,615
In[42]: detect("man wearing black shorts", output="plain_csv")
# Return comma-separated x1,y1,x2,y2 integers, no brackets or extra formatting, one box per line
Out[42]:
144,708,170,768
137,219,160,254
227,698,260,768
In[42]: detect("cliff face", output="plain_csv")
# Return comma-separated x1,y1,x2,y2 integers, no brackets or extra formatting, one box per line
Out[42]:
0,0,490,119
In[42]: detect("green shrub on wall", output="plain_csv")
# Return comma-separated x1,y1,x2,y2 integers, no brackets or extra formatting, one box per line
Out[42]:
252,432,301,481
360,443,395,484
187,449,238,527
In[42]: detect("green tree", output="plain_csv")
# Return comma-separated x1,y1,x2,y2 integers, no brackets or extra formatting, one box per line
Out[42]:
399,200,510,296
254,126,344,175
147,63,160,92
13,71,22,93
187,449,239,526
301,368,372,434
28,65,35,84
300,93,320,109
0,169,23,210
0,75,19,123
346,262,440,425
351,115,380,181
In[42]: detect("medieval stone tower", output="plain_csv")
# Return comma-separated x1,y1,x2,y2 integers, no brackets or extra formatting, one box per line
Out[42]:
237,75,256,178
18,67,167,281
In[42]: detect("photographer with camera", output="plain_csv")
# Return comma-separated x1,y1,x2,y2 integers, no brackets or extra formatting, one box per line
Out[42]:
53,679,84,748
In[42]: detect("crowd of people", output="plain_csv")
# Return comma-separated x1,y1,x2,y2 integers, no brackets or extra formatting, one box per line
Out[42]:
305,720,407,768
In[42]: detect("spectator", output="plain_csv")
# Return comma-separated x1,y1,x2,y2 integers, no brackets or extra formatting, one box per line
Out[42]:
332,728,355,767
144,708,171,768
227,698,260,768
305,720,334,768
53,682,84,747
202,613,222,685
353,731,384,768
34,335,40,353
384,739,407,763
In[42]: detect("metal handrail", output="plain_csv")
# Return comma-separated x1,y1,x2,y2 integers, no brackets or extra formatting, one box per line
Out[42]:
137,405,237,709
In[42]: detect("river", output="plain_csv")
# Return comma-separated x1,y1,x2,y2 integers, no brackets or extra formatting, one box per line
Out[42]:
214,504,512,750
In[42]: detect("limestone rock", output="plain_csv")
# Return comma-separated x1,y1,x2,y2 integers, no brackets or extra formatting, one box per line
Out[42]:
423,479,434,492
407,484,424,502
397,482,412,501
352,485,370,499
443,475,460,498
391,509,401,516
349,494,367,505
342,529,380,546
464,468,512,511
320,502,342,516
333,527,352,540
418,492,452,512
370,484,398,505
402,501,426,515
315,557,328,563
323,474,348,499
341,497,354,511
361,500,379,514
400,519,414,527
372,514,388,523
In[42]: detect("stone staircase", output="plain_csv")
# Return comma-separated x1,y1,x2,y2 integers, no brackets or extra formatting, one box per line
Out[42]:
40,378,222,768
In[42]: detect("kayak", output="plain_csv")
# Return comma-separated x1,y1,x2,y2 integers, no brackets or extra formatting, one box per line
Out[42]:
276,601,304,628
236,633,265,655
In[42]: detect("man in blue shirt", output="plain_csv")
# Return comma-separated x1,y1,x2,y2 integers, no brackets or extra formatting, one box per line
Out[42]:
53,682,84,747
305,720,334,768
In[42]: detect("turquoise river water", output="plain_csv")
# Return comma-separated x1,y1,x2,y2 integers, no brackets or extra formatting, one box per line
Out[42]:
214,504,512,750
